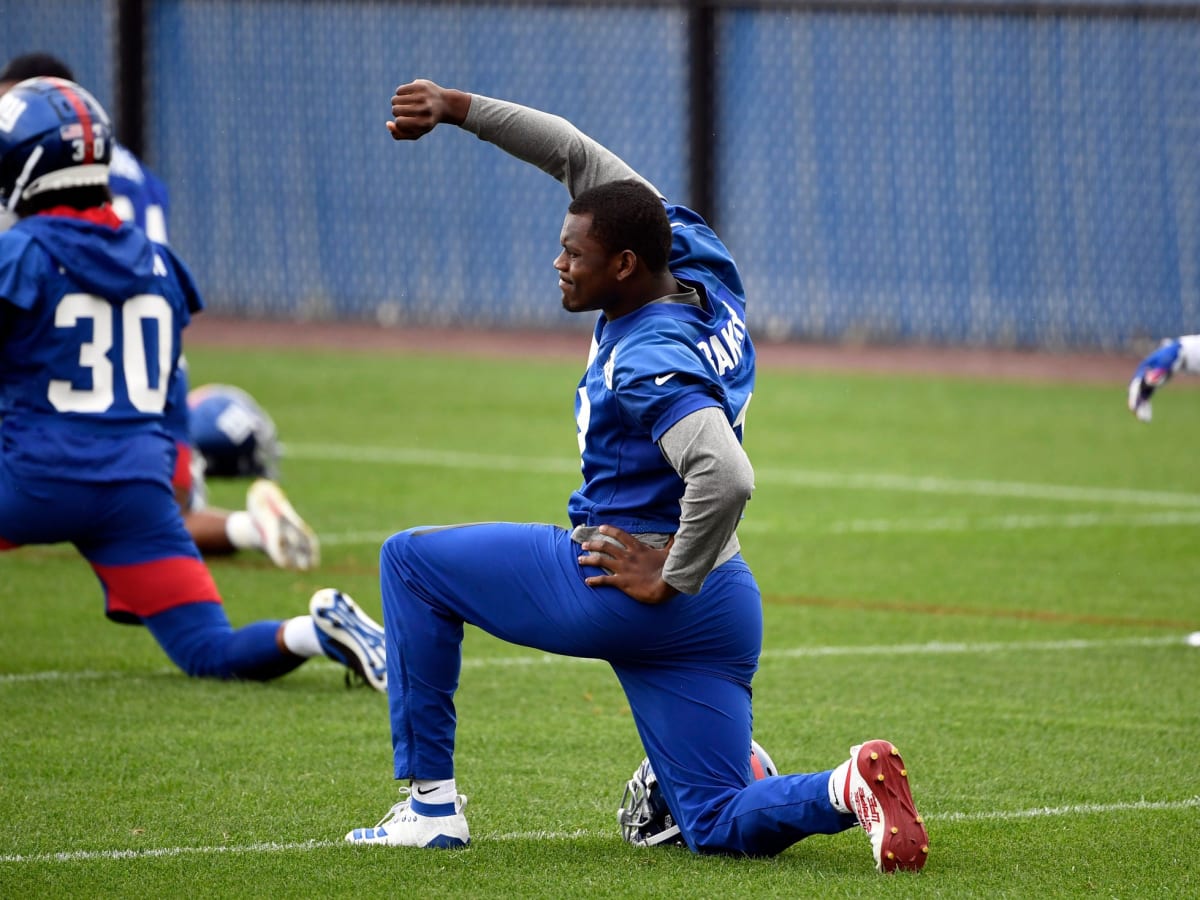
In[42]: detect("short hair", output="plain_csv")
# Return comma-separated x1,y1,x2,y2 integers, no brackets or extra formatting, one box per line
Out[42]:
568,179,671,274
0,52,74,84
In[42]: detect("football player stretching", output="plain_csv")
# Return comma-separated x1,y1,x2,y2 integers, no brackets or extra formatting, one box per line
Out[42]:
343,79,929,872
0,52,320,573
0,77,382,691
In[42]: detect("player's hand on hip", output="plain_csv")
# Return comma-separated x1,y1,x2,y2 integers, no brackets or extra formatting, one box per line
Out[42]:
578,525,678,605
387,79,468,140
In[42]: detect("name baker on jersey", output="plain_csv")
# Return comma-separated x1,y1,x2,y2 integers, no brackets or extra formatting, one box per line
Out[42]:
602,300,748,391
696,300,748,377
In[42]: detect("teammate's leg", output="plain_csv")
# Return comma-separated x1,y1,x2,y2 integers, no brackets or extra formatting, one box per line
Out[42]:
143,601,305,680
78,478,305,680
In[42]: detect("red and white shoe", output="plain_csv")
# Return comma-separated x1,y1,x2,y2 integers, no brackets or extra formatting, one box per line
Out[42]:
845,739,929,873
247,479,320,571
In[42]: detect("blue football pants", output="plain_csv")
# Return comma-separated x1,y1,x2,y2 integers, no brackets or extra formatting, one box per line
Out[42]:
0,466,302,682
379,521,855,856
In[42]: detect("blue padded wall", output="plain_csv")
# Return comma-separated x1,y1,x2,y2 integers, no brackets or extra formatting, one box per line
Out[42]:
5,1,1199,350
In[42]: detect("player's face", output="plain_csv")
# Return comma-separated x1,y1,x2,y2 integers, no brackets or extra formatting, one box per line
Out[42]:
554,211,621,315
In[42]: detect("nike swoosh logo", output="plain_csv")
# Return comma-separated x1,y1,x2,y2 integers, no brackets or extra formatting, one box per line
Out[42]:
654,373,677,386
415,786,438,796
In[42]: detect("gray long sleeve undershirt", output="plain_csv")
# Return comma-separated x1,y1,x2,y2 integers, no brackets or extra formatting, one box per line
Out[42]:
656,407,754,593
462,95,661,200
462,94,750,595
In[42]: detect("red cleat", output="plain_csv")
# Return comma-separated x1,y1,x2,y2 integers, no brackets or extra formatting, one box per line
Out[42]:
845,739,929,873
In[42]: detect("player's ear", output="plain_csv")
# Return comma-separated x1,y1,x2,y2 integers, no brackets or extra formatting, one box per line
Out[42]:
613,248,639,282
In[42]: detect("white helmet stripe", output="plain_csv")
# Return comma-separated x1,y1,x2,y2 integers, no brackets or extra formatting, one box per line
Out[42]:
6,144,43,212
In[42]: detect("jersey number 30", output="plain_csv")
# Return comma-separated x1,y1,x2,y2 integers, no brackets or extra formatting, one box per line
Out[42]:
49,292,173,414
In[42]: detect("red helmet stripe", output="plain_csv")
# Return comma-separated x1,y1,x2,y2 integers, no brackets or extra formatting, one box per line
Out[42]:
46,77,95,164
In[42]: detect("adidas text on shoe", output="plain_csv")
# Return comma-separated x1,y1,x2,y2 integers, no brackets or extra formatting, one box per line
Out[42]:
247,479,320,571
310,589,387,692
845,739,929,873
345,789,470,849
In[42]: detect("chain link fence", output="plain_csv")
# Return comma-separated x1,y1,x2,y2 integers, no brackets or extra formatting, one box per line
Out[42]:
4,0,1198,351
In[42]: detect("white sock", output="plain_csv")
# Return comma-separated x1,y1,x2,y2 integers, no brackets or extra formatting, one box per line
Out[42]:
412,779,457,806
225,510,263,550
280,616,323,658
828,759,852,814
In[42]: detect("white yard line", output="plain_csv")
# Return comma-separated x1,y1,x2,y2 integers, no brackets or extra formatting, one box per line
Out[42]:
814,510,1200,534
1,635,1193,865
0,635,1186,686
2,797,1196,864
313,506,1200,551
285,442,1200,508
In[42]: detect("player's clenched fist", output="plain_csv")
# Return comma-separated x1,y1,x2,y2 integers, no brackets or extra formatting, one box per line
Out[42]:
387,79,471,140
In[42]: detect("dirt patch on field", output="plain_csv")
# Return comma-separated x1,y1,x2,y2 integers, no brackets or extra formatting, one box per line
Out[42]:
186,314,1140,386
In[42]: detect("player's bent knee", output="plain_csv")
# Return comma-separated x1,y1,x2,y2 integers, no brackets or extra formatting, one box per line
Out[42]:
380,529,413,564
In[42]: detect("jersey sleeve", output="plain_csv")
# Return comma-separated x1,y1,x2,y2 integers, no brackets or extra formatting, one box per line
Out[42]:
611,330,723,442
665,204,746,309
0,231,47,313
159,245,205,318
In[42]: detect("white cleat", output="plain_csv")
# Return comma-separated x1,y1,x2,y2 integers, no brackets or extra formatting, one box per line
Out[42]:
309,589,387,692
345,788,470,848
844,739,929,873
247,478,320,570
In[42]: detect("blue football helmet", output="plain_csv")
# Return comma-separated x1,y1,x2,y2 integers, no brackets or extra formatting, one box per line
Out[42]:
187,384,280,479
617,740,779,848
0,76,112,214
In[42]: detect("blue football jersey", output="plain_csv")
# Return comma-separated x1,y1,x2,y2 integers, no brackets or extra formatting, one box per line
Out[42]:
109,142,170,245
107,142,191,443
567,202,755,532
0,212,202,483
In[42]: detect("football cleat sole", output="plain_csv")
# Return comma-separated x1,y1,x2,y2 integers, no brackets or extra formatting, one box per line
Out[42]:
849,739,929,873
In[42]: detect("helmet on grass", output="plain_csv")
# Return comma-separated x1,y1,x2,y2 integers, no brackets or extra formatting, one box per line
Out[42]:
617,739,778,848
187,383,281,479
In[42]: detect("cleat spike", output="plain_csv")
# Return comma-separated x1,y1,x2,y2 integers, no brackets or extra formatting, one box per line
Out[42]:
847,739,928,874
310,589,387,693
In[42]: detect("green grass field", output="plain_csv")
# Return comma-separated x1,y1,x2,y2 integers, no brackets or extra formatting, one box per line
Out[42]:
3,341,1198,898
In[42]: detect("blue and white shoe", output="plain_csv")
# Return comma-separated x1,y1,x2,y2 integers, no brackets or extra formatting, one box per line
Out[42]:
345,788,470,849
309,589,386,692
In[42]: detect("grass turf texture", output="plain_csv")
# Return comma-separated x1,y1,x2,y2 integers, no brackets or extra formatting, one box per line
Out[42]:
2,343,1198,898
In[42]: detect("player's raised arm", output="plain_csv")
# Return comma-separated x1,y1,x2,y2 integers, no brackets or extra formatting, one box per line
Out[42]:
388,78,659,199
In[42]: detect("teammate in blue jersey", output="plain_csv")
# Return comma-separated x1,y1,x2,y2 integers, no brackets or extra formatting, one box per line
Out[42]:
343,79,929,872
1128,334,1200,423
0,52,320,571
0,76,384,689
1129,335,1200,648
